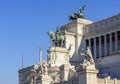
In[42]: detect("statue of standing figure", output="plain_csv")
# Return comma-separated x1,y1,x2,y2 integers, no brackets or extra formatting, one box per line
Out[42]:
81,47,94,66
40,61,48,76
47,27,65,47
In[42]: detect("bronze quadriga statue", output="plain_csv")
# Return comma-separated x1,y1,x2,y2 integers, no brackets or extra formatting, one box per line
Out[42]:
69,5,86,21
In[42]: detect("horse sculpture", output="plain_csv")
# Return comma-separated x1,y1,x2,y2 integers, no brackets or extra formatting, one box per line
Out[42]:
47,28,65,47
69,5,85,21
47,31,57,46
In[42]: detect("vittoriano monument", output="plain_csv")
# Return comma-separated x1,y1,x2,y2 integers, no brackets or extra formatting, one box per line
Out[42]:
69,5,85,21
47,27,65,47
18,5,120,84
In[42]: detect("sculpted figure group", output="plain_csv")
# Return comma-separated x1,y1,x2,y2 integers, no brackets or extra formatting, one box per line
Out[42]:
47,27,65,47
69,5,86,21
40,61,48,76
81,47,95,68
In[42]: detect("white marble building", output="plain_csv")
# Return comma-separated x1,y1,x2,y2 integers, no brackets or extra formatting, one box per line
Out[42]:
18,13,120,84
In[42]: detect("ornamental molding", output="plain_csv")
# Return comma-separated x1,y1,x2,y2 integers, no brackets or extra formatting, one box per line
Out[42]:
65,31,83,37
61,19,92,30
65,31,75,36
85,13,120,30
84,23,120,39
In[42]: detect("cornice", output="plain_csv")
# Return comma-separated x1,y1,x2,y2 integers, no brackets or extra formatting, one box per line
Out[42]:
77,19,92,25
65,31,75,36
84,23,120,39
18,65,38,74
60,20,77,30
60,19,92,30
85,13,120,29
65,31,83,37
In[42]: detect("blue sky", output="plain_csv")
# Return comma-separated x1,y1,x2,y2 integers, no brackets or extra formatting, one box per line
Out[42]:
0,0,120,84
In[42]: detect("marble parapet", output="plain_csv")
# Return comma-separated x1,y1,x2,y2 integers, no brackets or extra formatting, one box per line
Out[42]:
60,18,92,31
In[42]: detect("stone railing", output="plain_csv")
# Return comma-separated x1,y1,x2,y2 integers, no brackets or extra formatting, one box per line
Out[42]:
97,78,120,84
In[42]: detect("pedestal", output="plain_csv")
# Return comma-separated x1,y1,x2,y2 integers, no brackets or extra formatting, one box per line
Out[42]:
61,64,70,81
78,64,99,84
36,75,52,84
47,47,69,67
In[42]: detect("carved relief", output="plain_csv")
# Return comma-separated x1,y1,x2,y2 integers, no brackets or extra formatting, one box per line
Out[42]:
40,61,48,76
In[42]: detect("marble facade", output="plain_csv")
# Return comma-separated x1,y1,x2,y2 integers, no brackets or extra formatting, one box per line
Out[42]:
18,13,120,84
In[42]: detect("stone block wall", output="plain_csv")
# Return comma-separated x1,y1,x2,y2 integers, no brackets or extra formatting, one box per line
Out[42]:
97,53,120,79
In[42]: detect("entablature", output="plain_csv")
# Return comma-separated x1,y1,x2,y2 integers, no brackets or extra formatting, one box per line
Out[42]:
84,13,120,37
84,23,120,39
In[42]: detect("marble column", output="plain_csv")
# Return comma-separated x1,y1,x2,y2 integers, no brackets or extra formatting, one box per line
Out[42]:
89,39,91,50
94,37,96,59
99,36,102,58
115,32,118,51
85,40,87,50
104,35,107,56
109,33,112,54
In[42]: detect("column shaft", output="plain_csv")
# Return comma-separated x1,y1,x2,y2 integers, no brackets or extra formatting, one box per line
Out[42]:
99,36,102,58
115,32,118,51
104,35,107,56
89,39,91,50
109,33,112,54
94,38,96,59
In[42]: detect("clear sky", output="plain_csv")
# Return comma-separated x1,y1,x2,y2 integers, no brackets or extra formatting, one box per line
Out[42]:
0,0,120,84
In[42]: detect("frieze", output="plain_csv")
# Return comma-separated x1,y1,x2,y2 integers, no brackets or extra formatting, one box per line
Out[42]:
85,13,120,29
65,31,83,38
18,65,38,74
84,13,120,34
61,18,92,30
65,31,75,36
84,23,120,39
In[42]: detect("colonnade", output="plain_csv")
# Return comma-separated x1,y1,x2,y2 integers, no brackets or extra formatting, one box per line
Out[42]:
85,31,120,59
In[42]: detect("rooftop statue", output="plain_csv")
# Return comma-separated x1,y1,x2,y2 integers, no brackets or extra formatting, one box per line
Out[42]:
69,5,86,21
47,27,65,47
